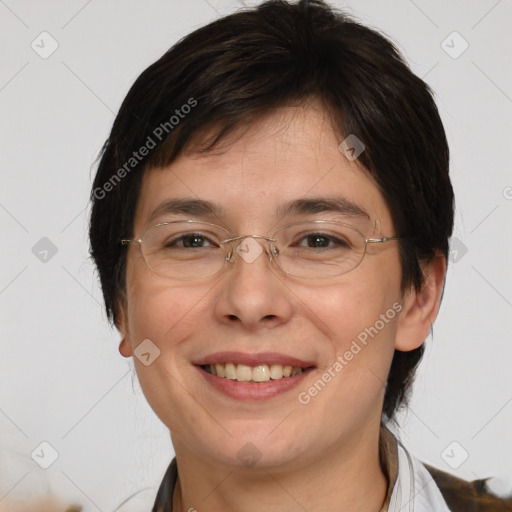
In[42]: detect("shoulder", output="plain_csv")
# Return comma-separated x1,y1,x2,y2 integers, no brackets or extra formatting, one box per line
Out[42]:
425,464,512,512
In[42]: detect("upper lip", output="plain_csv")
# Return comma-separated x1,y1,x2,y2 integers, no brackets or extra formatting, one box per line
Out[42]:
193,351,316,368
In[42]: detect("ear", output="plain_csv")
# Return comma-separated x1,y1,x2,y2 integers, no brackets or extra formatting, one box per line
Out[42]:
394,252,447,352
115,300,133,358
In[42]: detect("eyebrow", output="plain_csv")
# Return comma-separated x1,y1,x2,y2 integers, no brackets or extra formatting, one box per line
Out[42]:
147,198,225,224
275,197,370,220
147,196,370,224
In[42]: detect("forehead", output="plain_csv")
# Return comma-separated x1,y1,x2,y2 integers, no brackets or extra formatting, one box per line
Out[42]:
133,105,393,234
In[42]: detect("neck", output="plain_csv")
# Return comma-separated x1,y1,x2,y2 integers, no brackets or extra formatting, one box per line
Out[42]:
171,424,388,512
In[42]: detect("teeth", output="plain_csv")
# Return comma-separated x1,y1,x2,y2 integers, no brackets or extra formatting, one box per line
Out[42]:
270,364,283,379
236,364,252,382
225,363,237,380
215,363,225,378
203,363,304,382
252,365,270,382
291,366,302,376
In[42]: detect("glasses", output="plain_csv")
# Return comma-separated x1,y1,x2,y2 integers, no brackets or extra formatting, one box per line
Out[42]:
121,220,400,280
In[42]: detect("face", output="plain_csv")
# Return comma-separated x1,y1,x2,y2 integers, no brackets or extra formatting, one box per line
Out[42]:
119,103,408,471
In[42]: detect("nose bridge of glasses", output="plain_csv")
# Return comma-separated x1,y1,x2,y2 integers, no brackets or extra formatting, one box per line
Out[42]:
222,234,277,265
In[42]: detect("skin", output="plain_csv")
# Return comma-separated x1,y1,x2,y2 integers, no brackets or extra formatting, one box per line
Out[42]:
118,102,446,512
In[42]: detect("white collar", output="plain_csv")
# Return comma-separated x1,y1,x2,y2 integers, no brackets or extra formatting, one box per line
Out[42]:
387,440,452,512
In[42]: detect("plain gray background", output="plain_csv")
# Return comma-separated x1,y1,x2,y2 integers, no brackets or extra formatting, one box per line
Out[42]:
1,0,511,510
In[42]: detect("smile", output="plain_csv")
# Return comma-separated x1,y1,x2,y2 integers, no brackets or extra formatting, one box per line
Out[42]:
201,363,308,382
194,351,316,400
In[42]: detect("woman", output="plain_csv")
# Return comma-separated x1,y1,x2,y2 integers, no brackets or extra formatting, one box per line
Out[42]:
89,1,510,510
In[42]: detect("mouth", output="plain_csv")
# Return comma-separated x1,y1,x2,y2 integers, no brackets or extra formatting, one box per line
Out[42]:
194,352,316,400
200,362,312,382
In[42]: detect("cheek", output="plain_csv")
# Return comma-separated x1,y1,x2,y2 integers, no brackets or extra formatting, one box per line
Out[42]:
303,267,400,335
126,279,211,349
293,278,402,427
124,275,216,429
296,262,402,374
124,252,206,339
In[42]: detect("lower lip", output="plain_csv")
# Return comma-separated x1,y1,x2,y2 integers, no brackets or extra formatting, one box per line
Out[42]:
196,366,314,401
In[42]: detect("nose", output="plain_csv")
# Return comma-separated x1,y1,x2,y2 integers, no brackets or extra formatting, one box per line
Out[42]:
214,236,293,330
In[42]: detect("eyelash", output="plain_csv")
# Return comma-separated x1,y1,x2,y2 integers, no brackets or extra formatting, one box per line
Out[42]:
164,233,217,248
294,233,351,249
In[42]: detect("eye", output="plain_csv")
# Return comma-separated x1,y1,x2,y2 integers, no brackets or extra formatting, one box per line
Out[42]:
296,233,352,249
164,232,218,249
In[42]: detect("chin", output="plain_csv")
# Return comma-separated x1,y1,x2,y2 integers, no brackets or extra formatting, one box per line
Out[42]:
195,423,309,471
